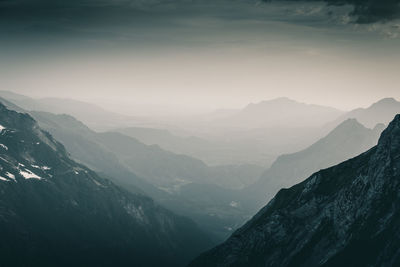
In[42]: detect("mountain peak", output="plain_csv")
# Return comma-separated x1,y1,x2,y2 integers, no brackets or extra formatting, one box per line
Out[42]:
254,97,297,106
371,97,399,108
269,96,293,102
325,118,366,137
337,118,363,127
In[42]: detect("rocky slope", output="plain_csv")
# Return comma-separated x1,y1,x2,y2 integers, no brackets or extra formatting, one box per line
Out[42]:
0,103,211,266
190,114,400,267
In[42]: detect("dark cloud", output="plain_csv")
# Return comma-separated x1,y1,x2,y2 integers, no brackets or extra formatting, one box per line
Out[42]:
309,0,400,22
0,0,398,49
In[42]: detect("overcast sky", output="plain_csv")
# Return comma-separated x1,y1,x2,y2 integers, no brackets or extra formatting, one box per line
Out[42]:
0,0,399,115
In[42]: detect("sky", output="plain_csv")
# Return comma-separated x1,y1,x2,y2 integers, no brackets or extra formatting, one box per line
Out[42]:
0,0,399,115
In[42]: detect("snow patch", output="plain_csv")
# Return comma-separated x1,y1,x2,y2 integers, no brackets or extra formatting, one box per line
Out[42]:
20,169,42,180
92,179,105,187
0,144,8,150
6,172,15,180
31,165,51,171
230,201,239,208
125,204,147,223
0,156,8,163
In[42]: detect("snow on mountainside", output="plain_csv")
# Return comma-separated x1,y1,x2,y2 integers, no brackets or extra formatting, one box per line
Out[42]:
0,102,212,266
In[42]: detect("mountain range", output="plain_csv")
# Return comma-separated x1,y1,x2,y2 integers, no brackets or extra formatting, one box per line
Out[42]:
190,113,400,267
0,90,147,131
243,118,385,210
0,102,212,266
0,104,252,240
329,98,400,129
2,92,400,243
217,97,344,129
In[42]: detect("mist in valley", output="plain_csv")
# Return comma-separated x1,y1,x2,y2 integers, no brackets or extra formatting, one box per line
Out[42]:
1,0,400,266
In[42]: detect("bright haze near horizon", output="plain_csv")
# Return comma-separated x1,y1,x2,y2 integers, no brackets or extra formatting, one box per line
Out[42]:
0,0,400,116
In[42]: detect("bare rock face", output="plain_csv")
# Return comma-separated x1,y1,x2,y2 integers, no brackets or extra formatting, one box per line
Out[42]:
190,114,400,267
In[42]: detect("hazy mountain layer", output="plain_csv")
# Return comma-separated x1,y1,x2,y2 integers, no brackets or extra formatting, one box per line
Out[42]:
116,126,268,172
0,90,146,131
190,114,400,267
244,118,384,210
217,97,343,129
0,103,212,266
0,107,248,241
330,97,400,129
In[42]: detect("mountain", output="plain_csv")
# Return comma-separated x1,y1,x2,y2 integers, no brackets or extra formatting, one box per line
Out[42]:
189,114,400,267
330,98,400,129
32,111,261,191
24,111,252,240
244,118,384,210
0,90,146,131
218,97,343,129
0,103,212,266
115,126,264,185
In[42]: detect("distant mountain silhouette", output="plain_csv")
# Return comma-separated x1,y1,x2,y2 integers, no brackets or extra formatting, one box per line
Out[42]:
190,114,400,267
116,126,264,180
244,118,384,210
218,97,343,129
0,91,275,166
0,90,145,131
330,97,400,129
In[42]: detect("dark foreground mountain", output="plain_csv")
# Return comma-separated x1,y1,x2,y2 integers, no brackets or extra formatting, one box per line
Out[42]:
190,114,400,267
245,118,384,210
0,103,212,266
